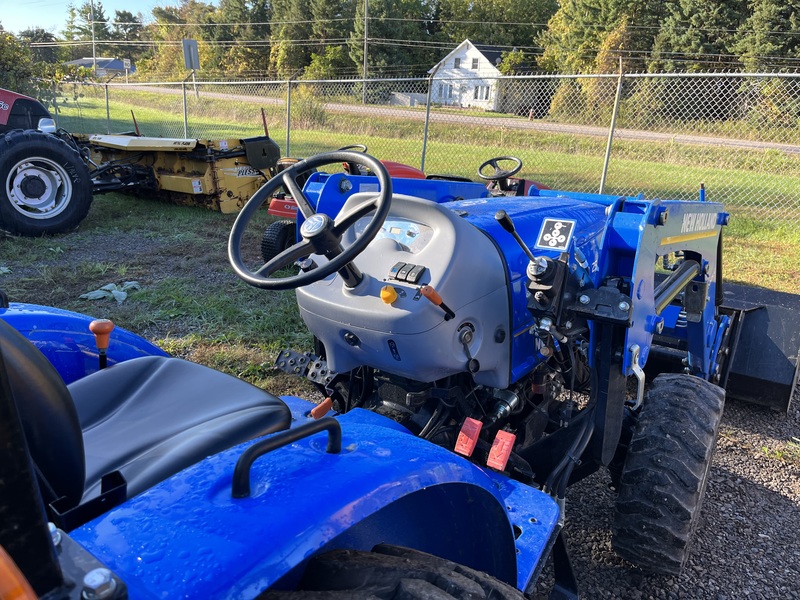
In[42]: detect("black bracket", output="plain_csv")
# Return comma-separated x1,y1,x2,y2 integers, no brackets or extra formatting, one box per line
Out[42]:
49,471,127,532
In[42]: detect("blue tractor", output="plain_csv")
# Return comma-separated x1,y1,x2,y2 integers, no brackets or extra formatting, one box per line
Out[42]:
1,151,798,599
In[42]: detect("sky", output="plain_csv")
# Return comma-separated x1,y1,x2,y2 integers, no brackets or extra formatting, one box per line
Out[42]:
1,0,165,35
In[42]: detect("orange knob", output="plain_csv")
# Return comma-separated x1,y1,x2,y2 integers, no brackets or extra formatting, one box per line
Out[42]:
420,285,443,305
310,397,334,419
89,318,115,351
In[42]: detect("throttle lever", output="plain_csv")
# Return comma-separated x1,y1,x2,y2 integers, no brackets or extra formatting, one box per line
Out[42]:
495,210,537,262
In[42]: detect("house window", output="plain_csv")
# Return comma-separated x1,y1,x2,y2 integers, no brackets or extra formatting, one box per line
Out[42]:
454,57,461,68
473,85,490,101
471,58,479,69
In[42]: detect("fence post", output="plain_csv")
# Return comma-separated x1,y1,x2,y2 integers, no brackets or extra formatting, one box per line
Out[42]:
181,72,194,138
285,79,292,156
51,82,59,129
104,83,110,134
599,60,624,195
421,65,441,172
104,73,120,134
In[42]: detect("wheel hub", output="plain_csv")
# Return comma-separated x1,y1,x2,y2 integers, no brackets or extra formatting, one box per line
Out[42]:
19,174,47,199
7,158,72,218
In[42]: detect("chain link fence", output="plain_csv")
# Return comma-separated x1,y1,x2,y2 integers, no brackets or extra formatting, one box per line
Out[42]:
51,72,800,221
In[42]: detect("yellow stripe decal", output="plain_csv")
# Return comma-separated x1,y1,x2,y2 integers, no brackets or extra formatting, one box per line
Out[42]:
660,230,717,246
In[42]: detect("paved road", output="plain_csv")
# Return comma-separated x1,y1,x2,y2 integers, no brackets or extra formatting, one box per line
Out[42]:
117,83,800,154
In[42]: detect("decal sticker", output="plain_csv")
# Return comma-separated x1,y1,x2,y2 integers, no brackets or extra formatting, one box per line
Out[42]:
680,212,717,233
0,101,9,111
388,339,402,361
535,218,576,252
192,179,203,193
220,140,229,150
359,183,379,193
222,167,262,178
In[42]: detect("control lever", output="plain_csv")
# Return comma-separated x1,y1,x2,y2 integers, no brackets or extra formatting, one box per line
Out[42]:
420,285,455,321
89,318,114,369
495,210,537,262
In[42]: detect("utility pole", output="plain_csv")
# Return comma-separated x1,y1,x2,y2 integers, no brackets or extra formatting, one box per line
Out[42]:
362,0,368,104
90,0,97,74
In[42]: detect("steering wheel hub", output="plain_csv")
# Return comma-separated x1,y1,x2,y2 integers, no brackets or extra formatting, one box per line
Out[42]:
301,214,328,235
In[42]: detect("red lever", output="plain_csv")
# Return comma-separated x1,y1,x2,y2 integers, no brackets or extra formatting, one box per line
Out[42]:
89,319,114,369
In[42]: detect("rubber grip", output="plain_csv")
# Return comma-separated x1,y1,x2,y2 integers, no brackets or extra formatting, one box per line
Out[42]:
420,285,443,305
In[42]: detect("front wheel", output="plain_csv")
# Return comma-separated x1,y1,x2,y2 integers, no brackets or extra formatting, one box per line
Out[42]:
0,130,92,236
260,219,296,263
612,373,725,574
260,544,525,599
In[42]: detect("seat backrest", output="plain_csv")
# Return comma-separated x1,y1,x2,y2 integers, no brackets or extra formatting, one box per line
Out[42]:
0,319,85,507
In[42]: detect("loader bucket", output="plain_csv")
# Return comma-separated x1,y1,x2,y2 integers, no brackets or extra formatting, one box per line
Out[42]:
720,282,800,412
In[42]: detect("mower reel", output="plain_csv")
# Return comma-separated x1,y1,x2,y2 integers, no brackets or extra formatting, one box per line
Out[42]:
228,150,392,290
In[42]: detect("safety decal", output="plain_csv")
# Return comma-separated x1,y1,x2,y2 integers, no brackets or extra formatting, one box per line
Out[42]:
535,218,576,252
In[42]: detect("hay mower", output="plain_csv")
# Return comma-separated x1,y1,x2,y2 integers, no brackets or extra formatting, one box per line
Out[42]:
0,87,368,238
2,156,800,598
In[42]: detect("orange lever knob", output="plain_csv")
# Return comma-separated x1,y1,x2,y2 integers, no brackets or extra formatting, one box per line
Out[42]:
420,285,443,305
89,318,115,351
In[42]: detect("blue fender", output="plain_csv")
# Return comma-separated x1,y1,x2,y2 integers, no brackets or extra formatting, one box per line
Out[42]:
0,302,167,384
71,398,560,598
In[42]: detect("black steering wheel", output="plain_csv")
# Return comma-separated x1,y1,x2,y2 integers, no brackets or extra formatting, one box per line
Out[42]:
338,144,368,175
229,151,392,291
477,156,523,181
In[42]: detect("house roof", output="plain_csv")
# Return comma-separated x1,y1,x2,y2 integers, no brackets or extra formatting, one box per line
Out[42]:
429,39,505,75
65,57,136,72
473,44,505,69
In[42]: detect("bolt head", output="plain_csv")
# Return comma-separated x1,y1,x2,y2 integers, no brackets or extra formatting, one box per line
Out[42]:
82,568,117,600
578,294,590,305
618,301,630,312
532,256,549,275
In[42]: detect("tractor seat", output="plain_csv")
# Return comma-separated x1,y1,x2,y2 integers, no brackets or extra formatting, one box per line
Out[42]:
0,318,291,513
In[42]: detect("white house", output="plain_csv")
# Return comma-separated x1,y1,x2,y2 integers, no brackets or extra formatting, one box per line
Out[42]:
428,40,505,111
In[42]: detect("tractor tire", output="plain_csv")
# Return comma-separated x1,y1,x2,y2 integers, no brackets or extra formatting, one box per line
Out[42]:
259,544,525,599
611,373,725,575
0,130,92,236
261,219,296,263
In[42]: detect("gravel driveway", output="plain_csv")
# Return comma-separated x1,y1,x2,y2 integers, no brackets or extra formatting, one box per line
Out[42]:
552,392,800,599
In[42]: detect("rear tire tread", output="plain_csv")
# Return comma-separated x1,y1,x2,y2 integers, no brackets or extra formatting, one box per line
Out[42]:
259,544,525,599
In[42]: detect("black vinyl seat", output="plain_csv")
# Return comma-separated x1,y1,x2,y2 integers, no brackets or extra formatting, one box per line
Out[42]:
0,318,291,509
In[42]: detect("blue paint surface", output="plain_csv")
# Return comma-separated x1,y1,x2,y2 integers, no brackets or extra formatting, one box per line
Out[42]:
0,302,167,383
72,402,559,598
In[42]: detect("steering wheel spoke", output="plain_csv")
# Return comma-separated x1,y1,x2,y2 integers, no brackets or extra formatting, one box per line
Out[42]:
332,196,382,236
229,150,392,290
255,238,315,276
282,172,317,219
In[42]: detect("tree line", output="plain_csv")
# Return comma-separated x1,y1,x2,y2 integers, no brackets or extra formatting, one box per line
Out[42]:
2,0,800,90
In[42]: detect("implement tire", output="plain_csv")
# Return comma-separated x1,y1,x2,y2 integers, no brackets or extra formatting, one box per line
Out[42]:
259,544,525,599
612,373,725,574
260,219,296,263
0,130,92,236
